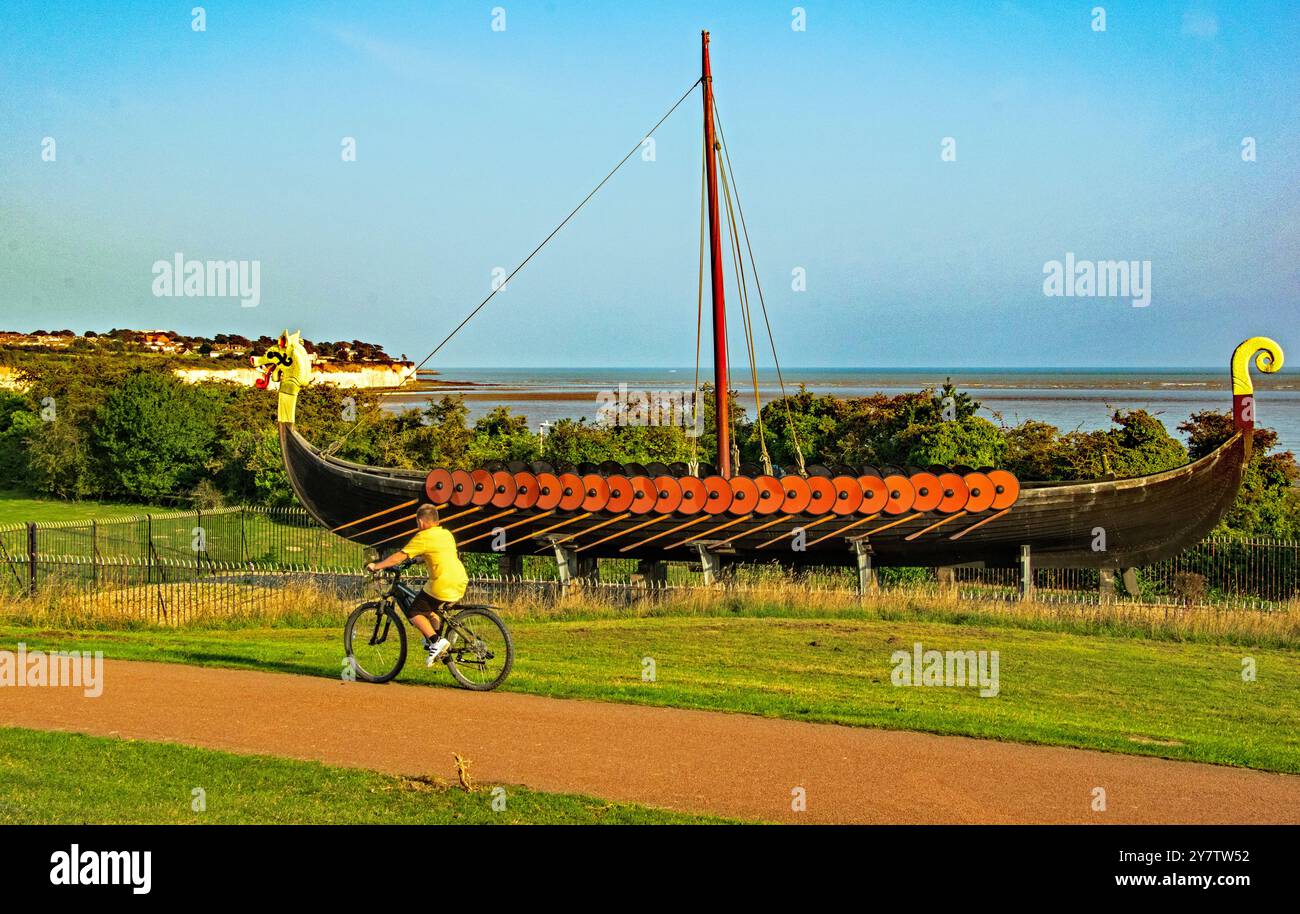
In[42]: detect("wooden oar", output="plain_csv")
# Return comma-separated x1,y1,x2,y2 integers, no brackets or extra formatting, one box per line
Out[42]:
459,511,555,547
904,512,966,541
351,512,419,540
371,525,420,547
543,513,631,550
803,512,881,549
668,514,753,549
949,508,1011,540
511,513,591,548
850,512,924,540
331,499,418,533
711,512,787,547
619,514,709,552
449,508,516,534
756,513,836,549
577,514,664,552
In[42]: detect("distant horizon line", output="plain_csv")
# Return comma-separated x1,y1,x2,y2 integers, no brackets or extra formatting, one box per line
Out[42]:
423,365,1294,374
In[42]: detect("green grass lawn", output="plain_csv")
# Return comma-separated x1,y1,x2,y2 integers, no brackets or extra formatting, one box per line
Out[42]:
5,614,1299,774
0,726,733,824
0,488,164,525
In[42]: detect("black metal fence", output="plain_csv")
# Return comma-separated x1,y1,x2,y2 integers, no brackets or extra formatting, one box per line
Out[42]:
1,507,1296,619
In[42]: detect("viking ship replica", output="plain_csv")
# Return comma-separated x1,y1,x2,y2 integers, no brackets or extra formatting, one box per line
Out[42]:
258,33,1283,577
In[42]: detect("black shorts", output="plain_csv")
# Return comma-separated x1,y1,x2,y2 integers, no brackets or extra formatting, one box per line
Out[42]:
404,590,455,621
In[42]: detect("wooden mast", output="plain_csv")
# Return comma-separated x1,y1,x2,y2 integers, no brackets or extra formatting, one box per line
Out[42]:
701,30,731,477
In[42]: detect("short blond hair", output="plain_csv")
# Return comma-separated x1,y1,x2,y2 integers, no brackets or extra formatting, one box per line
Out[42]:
416,504,440,525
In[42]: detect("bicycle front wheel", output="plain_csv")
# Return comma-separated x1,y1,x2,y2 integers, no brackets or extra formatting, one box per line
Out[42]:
344,601,407,683
444,606,514,691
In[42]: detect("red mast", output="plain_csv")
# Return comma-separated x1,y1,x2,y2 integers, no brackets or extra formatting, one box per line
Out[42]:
701,30,731,477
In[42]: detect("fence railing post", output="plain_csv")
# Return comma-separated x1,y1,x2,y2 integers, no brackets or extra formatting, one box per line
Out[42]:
26,522,37,596
1019,545,1034,602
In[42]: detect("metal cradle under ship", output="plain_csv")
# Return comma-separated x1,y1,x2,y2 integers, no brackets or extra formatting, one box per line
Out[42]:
266,32,1284,572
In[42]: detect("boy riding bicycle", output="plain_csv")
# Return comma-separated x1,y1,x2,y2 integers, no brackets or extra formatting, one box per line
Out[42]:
366,504,469,666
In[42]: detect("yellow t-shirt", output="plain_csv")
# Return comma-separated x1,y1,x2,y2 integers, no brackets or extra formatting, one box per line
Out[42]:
403,526,469,602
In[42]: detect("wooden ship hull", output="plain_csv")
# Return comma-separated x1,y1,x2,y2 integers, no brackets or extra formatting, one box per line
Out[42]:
279,422,1252,569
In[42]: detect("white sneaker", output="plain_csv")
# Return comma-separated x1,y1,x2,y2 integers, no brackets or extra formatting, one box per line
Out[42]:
425,637,450,667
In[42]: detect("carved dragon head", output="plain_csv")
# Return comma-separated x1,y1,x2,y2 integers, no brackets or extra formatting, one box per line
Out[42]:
251,330,313,423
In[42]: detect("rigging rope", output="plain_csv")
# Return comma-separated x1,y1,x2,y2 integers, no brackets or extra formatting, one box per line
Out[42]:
717,157,772,475
323,78,703,457
711,100,808,476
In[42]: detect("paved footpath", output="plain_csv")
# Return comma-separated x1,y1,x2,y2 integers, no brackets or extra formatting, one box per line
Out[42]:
3,659,1298,824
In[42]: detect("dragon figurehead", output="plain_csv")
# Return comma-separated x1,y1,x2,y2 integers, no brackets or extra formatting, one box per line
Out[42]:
251,330,313,423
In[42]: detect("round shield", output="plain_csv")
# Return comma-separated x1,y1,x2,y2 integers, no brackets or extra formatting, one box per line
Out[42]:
882,473,915,515
652,475,684,514
529,460,554,475
909,471,943,513
534,472,563,510
753,475,786,515
677,476,707,515
490,470,517,508
605,476,635,513
987,470,1020,510
936,472,970,514
581,474,611,513
470,468,495,506
506,460,529,474
859,465,882,478
557,472,585,511
805,476,836,515
806,463,833,478
628,475,658,514
701,475,734,514
963,472,996,513
513,471,540,509
576,461,600,475
780,475,813,514
449,469,475,507
831,475,863,515
598,460,624,476
668,461,690,477
623,462,650,478
858,475,888,514
481,459,505,473
728,476,760,515
645,462,671,477
425,468,454,505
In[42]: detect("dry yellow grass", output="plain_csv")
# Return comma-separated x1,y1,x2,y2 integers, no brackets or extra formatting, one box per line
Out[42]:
2,575,1296,649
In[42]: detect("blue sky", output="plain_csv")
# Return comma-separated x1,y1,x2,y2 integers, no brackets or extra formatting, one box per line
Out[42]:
1,1,1296,368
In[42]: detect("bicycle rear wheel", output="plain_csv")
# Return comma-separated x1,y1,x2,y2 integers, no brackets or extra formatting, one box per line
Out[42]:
444,606,514,691
345,601,408,683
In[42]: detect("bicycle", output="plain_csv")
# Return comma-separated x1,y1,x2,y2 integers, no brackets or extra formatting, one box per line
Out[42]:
344,560,514,690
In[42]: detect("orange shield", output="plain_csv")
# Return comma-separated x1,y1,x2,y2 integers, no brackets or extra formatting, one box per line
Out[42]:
653,476,684,514
490,470,517,508
702,475,734,514
425,468,454,505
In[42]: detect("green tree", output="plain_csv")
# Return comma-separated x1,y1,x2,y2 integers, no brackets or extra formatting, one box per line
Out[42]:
92,371,221,499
